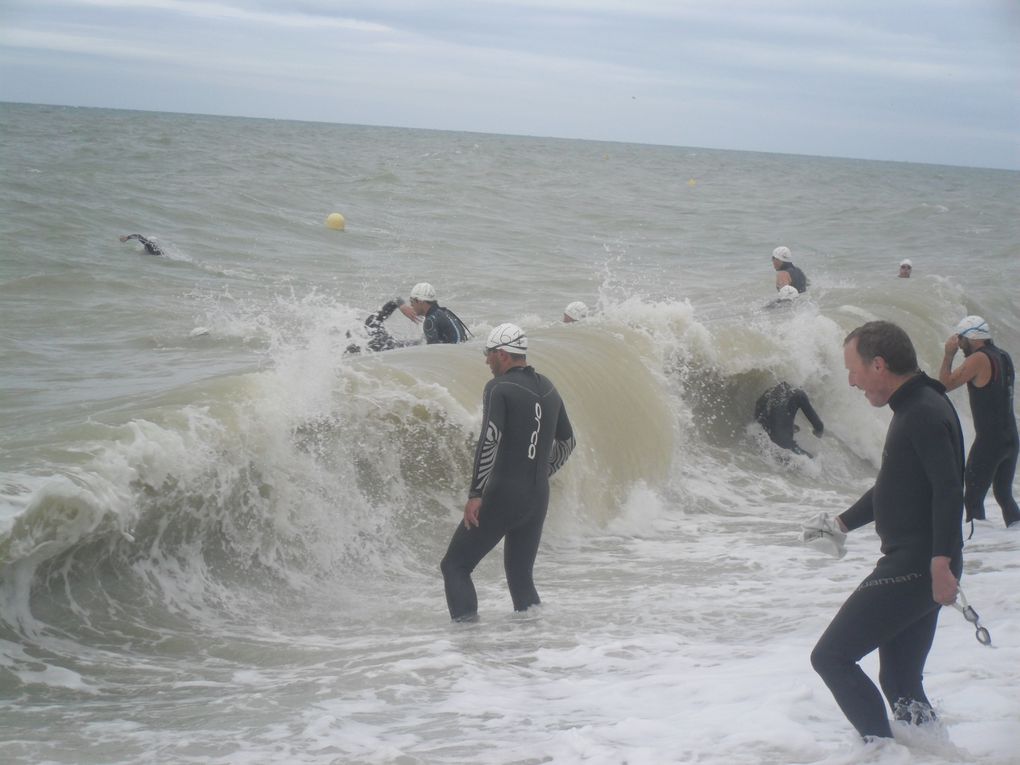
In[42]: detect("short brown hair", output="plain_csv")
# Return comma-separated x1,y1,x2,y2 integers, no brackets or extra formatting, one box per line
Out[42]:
844,321,918,375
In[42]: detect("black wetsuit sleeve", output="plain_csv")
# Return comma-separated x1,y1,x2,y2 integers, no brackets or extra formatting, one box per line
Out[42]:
909,415,965,558
548,404,575,477
365,298,404,330
839,488,875,532
796,391,824,433
468,380,505,498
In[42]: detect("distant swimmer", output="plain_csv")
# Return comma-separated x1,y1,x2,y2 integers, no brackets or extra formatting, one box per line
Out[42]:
440,323,575,621
407,282,471,344
119,234,163,256
754,381,824,457
939,315,1019,528
563,301,588,323
898,259,913,278
771,246,807,293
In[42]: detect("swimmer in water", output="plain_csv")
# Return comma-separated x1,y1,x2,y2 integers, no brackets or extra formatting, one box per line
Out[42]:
754,381,823,457
119,234,163,256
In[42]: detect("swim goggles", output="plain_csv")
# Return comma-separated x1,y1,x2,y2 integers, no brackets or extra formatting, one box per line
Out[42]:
953,587,991,646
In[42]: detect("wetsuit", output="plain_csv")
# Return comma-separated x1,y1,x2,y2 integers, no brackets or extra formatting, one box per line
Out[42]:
811,373,964,739
778,262,807,293
123,234,163,256
963,343,1019,526
754,382,823,457
422,303,470,344
441,365,575,620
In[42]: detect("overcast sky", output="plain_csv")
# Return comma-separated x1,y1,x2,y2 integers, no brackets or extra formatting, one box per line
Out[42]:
1,0,1018,170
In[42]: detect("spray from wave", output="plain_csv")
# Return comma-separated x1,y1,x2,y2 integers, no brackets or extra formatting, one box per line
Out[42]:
0,275,977,650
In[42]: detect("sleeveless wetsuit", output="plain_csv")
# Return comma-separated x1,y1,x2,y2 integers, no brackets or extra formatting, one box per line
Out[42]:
423,303,470,344
441,365,575,620
778,262,807,293
964,344,1019,525
811,373,964,739
754,382,823,456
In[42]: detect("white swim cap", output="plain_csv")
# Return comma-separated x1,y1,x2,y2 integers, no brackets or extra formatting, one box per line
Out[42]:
899,259,912,267
485,323,527,355
409,282,436,302
564,301,588,321
772,246,793,263
955,315,991,340
777,285,798,300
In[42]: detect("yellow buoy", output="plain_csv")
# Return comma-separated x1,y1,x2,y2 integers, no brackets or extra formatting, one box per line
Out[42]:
325,212,345,230
688,178,697,187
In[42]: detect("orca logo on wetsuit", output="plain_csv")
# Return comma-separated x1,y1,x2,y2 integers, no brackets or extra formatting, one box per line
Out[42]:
528,402,543,460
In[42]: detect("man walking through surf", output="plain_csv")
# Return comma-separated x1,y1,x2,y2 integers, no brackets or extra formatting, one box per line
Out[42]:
806,320,964,740
440,323,575,621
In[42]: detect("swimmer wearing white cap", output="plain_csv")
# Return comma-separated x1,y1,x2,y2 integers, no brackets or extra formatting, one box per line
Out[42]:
939,315,1019,528
407,282,471,344
898,259,912,278
563,301,588,323
771,246,807,293
440,322,576,621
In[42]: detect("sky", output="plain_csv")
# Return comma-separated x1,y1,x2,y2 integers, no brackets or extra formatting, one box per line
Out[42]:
1,0,1018,170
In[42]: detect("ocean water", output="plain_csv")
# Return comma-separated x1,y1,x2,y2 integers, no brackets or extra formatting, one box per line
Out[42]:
1,102,1019,764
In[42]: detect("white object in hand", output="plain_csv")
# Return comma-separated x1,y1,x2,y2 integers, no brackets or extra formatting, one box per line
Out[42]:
800,512,847,558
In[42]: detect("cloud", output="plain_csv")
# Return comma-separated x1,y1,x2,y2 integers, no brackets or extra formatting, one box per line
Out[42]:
1,0,1017,168
40,0,393,32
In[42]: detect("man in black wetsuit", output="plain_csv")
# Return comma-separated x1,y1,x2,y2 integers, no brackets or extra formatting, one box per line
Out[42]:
809,320,964,740
119,234,163,256
771,246,807,293
408,282,471,345
754,382,824,457
440,323,575,621
938,315,1019,528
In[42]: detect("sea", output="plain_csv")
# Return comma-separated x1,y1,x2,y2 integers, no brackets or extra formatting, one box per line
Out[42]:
1,102,1018,765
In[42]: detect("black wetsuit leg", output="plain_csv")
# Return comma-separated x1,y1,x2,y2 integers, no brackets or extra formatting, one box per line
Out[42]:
991,440,1020,526
964,437,1020,524
877,609,939,725
441,498,546,620
503,501,547,611
766,430,812,457
810,565,943,739
441,521,502,621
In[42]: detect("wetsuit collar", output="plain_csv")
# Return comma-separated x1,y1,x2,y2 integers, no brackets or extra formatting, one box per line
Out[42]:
887,372,945,412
